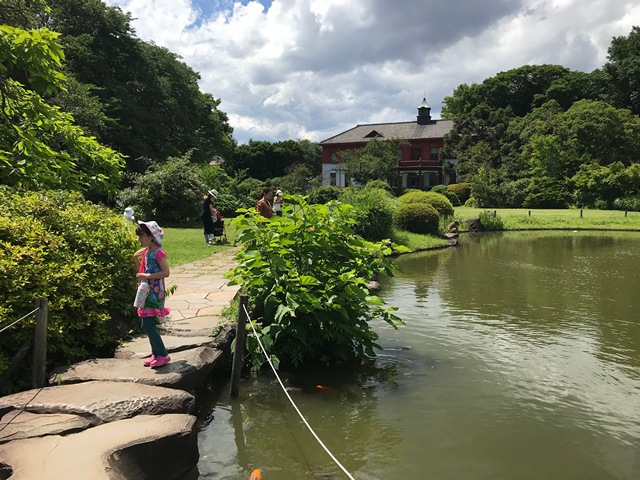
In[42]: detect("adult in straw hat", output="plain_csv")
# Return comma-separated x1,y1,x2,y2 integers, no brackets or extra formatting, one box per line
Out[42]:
200,189,218,245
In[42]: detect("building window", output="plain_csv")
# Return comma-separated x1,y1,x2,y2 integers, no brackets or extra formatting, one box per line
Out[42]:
430,147,439,160
329,172,337,186
410,148,422,161
396,149,402,162
407,173,420,189
330,152,337,164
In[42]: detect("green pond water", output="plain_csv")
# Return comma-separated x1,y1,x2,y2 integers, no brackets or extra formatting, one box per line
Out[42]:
185,231,640,480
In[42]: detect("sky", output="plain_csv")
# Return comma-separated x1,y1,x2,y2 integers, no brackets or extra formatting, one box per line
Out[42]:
103,0,639,145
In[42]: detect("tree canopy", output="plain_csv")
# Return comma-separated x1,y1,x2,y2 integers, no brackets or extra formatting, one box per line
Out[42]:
0,23,124,196
47,0,234,170
442,27,640,209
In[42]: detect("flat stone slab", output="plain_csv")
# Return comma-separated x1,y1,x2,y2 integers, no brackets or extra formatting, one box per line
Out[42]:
0,414,198,480
50,347,222,391
115,335,215,359
160,315,226,337
0,381,195,428
0,410,91,443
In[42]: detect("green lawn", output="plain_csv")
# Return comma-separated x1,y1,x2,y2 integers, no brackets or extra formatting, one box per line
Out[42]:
162,207,640,266
163,222,237,266
454,207,640,231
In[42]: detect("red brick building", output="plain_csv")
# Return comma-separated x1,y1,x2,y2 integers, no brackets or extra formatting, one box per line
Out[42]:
319,98,456,189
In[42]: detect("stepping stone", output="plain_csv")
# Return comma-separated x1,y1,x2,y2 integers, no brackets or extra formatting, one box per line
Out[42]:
0,410,91,443
115,335,215,359
0,414,198,480
0,381,195,427
159,315,226,337
50,347,221,391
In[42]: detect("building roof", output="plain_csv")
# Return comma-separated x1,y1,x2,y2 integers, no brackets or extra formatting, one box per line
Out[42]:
320,119,454,145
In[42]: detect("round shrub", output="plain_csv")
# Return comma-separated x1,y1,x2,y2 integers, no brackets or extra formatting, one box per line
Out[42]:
398,191,454,217
364,180,393,194
395,203,440,235
0,189,138,394
448,182,471,205
308,186,341,204
431,184,461,206
465,196,479,207
340,188,396,241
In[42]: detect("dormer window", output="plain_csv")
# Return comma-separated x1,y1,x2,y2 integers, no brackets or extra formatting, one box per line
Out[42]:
364,130,383,139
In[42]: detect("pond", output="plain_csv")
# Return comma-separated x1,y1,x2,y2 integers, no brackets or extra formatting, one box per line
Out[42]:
184,231,640,480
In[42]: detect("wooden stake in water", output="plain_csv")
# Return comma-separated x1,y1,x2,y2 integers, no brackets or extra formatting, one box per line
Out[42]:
230,294,248,398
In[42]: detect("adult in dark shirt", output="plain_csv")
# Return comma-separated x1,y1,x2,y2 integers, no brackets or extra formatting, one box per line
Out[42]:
201,189,218,244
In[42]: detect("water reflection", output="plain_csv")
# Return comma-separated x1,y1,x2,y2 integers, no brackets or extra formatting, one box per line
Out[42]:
192,362,404,479
192,232,640,479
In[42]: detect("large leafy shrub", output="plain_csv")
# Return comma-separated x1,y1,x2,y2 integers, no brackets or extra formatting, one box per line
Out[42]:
340,188,396,241
226,195,407,370
118,154,205,226
398,190,454,217
395,203,440,234
308,186,342,204
0,189,138,394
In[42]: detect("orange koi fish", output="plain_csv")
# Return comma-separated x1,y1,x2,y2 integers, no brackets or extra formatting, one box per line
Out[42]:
315,385,337,393
249,469,262,480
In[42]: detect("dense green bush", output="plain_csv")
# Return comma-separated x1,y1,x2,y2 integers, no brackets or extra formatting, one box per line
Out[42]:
447,182,471,205
0,189,138,394
340,188,396,241
398,190,454,217
431,185,461,206
118,154,205,226
395,203,440,234
214,192,245,218
226,195,407,370
308,186,342,204
612,196,640,211
363,180,393,194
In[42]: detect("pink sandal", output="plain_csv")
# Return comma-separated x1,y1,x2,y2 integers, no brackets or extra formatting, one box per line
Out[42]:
143,355,156,367
150,355,171,368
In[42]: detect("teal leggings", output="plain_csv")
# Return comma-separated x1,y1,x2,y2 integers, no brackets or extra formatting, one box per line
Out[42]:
141,316,168,357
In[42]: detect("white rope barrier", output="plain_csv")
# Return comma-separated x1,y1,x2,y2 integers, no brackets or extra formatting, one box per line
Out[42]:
0,307,39,334
242,304,356,480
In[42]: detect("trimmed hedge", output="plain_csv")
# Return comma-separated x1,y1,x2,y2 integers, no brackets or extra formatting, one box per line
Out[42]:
447,182,471,205
431,184,461,206
398,190,454,217
363,180,393,194
0,189,139,394
395,203,440,234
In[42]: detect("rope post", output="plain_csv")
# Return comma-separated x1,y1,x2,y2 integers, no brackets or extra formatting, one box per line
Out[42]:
32,297,48,388
580,209,583,218
230,294,248,398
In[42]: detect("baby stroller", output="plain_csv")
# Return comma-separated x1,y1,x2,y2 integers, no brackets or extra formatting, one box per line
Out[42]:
212,210,227,243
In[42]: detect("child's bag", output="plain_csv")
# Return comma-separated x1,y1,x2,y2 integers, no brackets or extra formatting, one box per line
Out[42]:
133,282,150,308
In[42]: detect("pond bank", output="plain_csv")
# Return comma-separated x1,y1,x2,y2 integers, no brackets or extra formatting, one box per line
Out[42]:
0,248,240,480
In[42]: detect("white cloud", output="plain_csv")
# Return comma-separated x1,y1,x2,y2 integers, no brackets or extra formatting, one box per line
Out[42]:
103,0,639,144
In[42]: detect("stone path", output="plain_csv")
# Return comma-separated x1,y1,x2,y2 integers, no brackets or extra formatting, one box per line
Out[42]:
0,247,240,480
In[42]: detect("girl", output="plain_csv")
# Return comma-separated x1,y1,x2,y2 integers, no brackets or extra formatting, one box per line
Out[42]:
134,220,171,368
